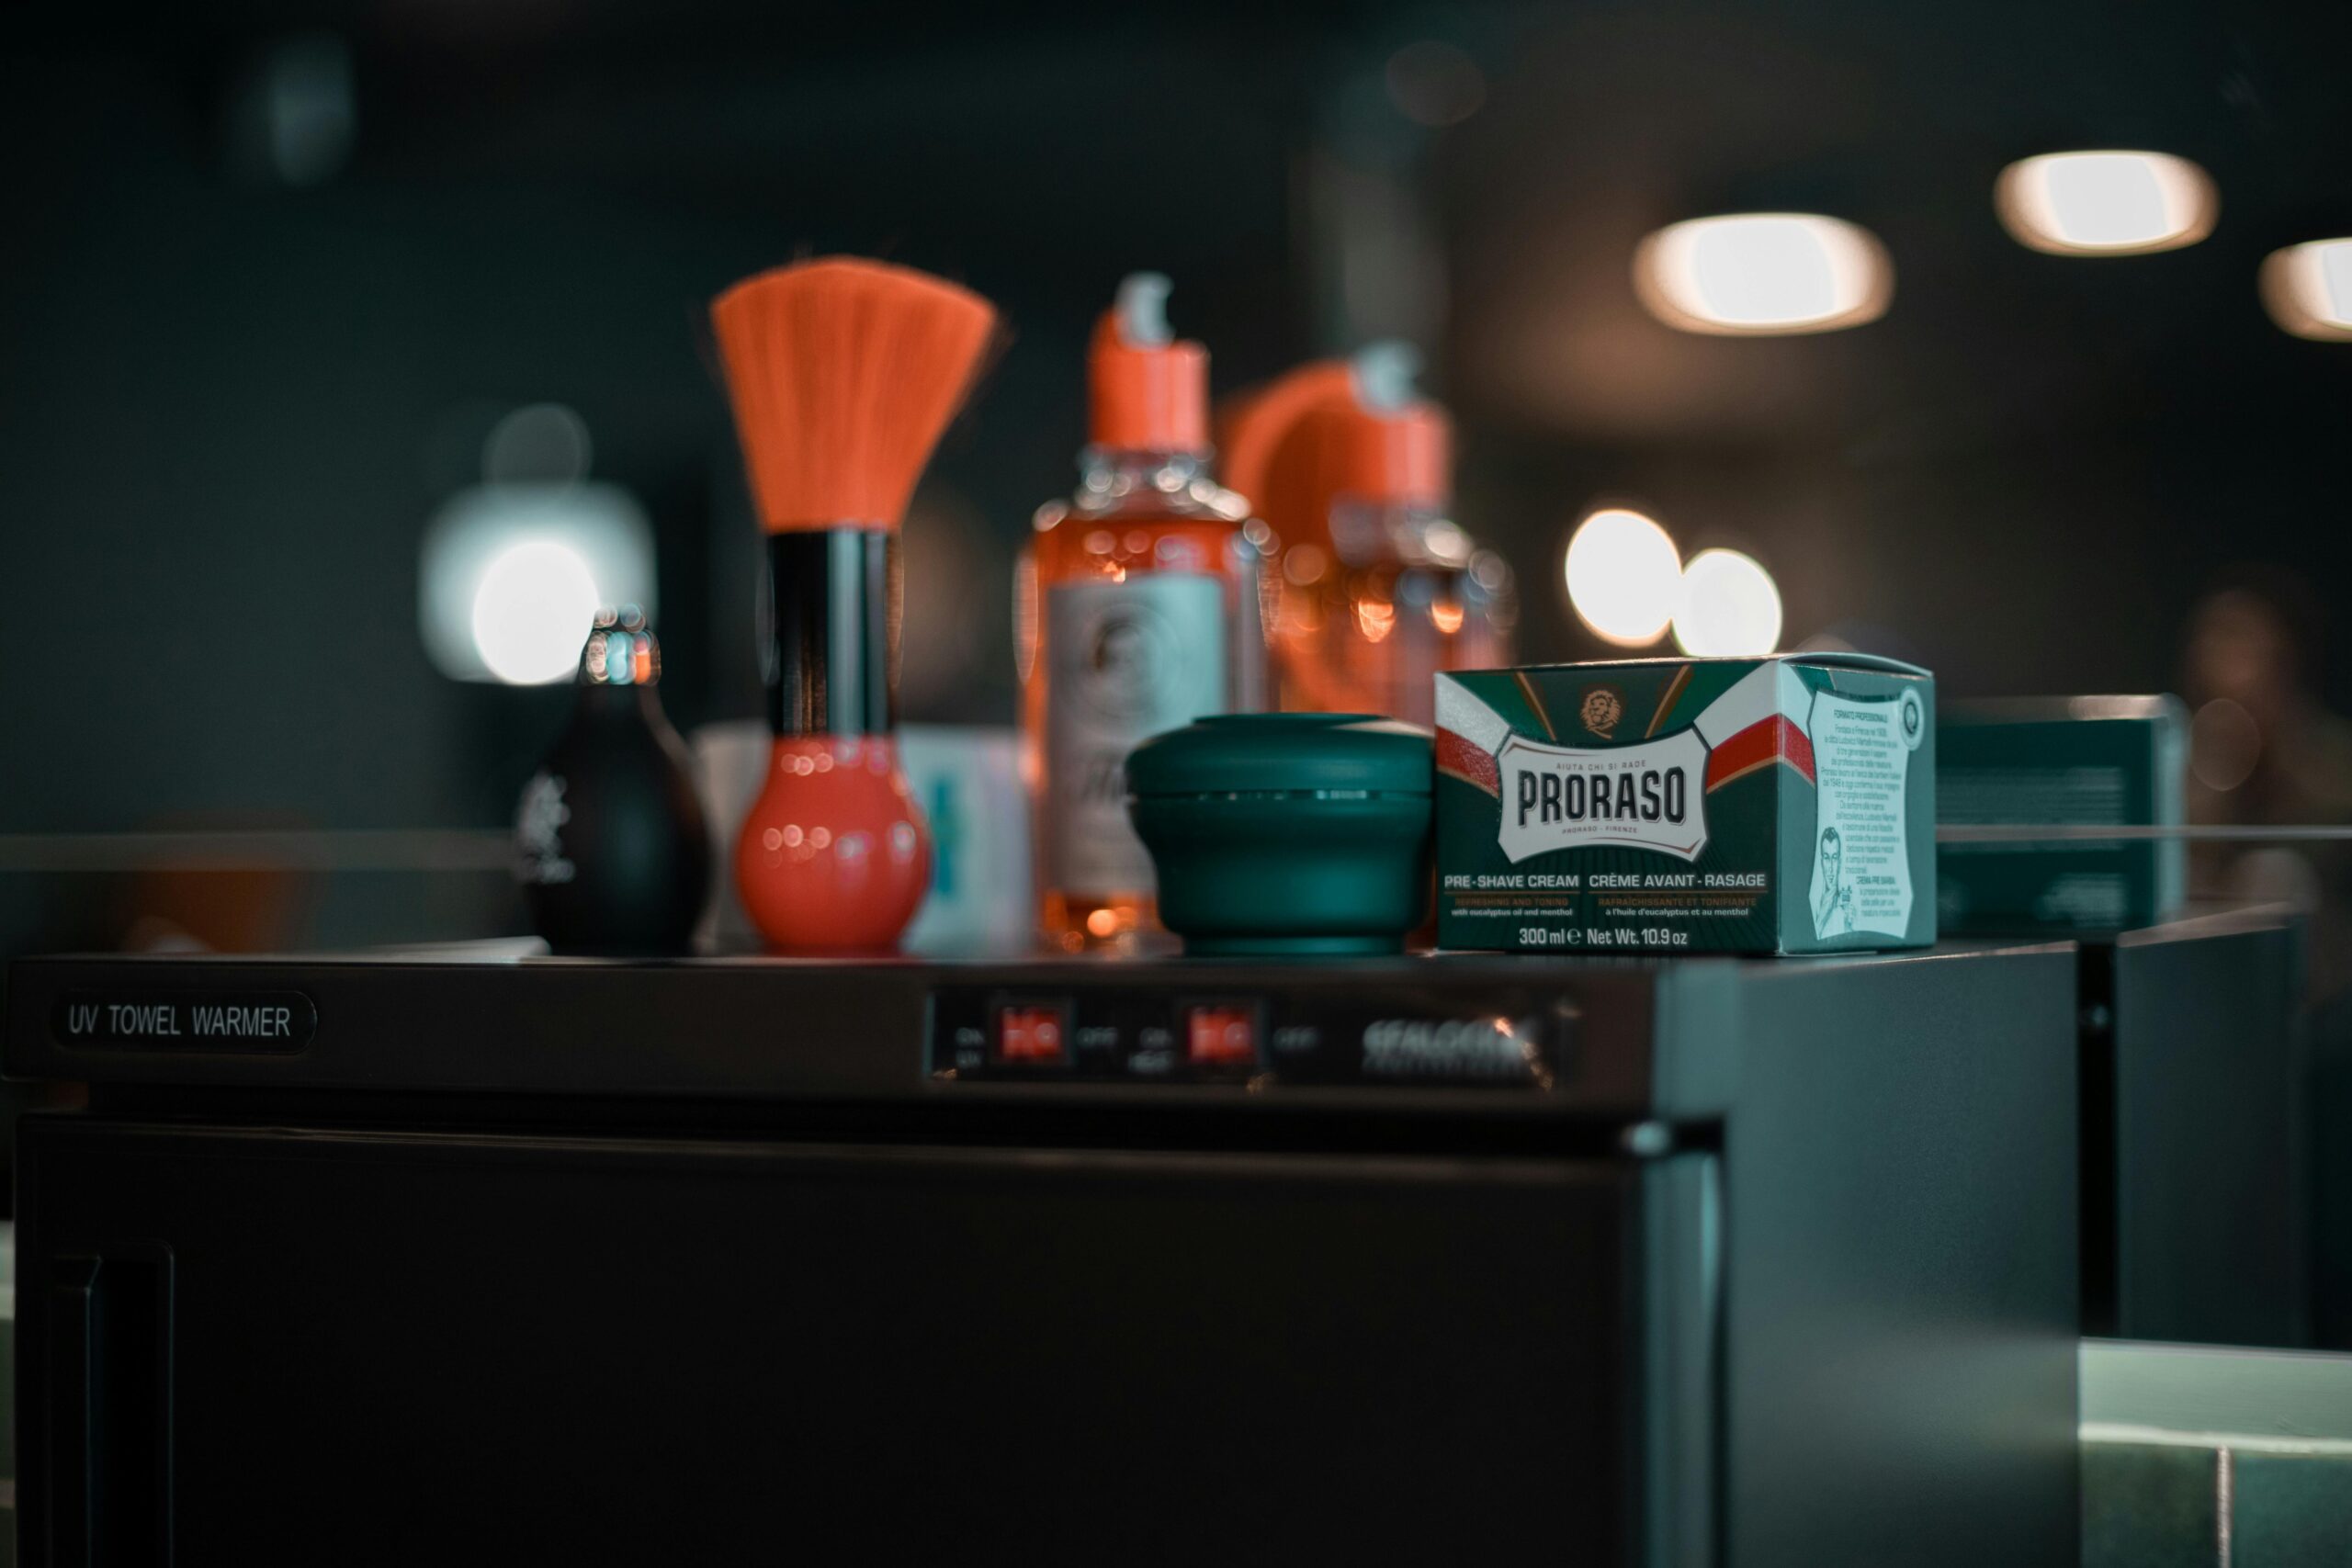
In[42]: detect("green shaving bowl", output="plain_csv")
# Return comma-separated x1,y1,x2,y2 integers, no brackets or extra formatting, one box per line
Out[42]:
1126,713,1434,957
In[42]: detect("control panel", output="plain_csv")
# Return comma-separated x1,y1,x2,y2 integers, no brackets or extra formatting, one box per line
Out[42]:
928,983,1570,1089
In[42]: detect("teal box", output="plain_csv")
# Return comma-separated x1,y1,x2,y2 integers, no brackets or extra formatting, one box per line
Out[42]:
1435,654,1935,955
1938,695,2186,935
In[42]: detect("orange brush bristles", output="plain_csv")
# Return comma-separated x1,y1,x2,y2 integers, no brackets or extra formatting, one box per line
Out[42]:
712,257,998,533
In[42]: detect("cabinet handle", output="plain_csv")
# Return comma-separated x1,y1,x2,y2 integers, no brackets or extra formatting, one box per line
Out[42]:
46,1248,174,1568
48,1257,100,1568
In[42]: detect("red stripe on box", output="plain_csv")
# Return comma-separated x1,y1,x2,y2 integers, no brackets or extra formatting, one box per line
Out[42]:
1704,716,1816,793
1436,728,1500,796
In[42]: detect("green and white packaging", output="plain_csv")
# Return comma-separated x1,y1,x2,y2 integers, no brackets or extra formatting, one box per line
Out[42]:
1435,655,1936,954
1937,695,2187,934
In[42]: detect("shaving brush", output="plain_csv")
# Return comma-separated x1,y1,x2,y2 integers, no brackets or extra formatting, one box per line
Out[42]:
711,257,996,953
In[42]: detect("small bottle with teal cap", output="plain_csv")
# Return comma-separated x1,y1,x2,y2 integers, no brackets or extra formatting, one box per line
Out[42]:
1124,713,1433,956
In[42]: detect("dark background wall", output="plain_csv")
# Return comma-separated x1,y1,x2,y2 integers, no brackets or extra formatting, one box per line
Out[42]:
3,0,2348,946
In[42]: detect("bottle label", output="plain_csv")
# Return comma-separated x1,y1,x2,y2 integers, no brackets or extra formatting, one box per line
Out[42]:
514,771,576,885
1046,575,1227,897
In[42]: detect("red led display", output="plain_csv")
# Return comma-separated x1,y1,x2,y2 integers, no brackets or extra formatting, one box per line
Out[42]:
995,1005,1068,1065
1186,1005,1257,1068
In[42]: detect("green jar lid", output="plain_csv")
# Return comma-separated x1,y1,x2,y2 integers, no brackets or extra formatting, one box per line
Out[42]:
1126,713,1434,798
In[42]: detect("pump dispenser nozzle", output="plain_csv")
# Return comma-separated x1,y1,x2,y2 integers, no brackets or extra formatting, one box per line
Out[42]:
1089,272,1210,453
1114,272,1174,346
1349,341,1422,414
1314,344,1449,508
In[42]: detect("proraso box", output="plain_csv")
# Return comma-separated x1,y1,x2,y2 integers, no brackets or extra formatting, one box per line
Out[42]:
1435,654,1936,955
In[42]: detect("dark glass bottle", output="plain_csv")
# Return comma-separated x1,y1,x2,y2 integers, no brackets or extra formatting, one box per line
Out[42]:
515,608,711,954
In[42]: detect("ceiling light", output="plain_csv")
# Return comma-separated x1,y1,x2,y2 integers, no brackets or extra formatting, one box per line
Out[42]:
1994,151,2216,256
1634,213,1894,336
2260,239,2352,341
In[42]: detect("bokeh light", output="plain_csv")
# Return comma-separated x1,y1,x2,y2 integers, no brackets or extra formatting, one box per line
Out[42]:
1385,40,1487,128
470,538,602,685
484,401,594,485
2260,239,2352,341
1634,213,1893,335
1994,151,2216,256
2190,697,2262,792
418,400,657,683
1565,508,1682,646
1672,548,1782,656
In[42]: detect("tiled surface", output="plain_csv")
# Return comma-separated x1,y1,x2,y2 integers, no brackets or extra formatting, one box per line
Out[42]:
2083,1440,2218,1568
2082,1436,2352,1568
2232,1449,2352,1567
2085,1341,2352,1567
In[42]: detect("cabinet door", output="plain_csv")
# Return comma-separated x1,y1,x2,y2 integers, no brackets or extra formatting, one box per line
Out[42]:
17,1118,1643,1567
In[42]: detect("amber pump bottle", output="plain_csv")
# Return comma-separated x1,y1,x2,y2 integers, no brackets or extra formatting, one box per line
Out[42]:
1017,274,1268,953
1225,344,1514,728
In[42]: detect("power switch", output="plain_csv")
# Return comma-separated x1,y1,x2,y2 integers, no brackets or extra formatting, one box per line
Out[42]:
995,1004,1069,1066
1186,1004,1259,1069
